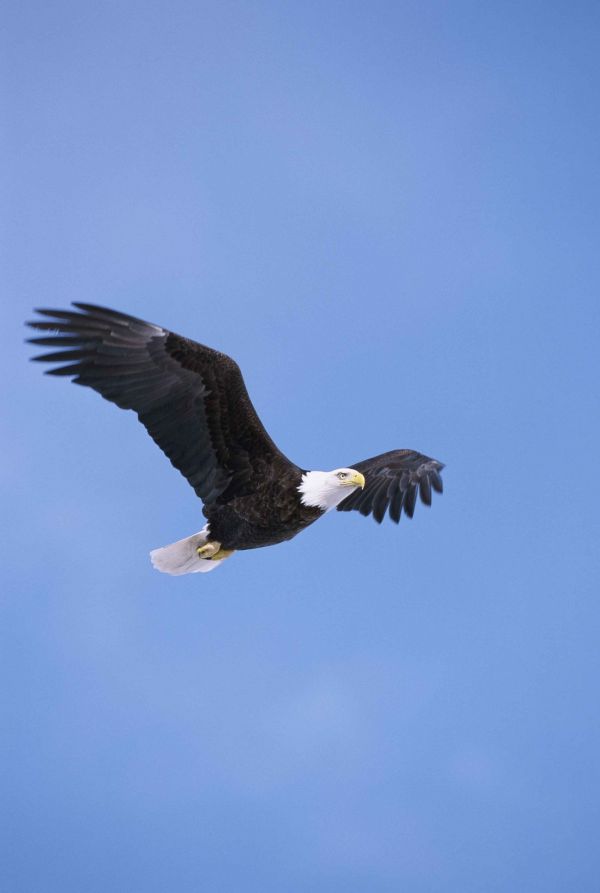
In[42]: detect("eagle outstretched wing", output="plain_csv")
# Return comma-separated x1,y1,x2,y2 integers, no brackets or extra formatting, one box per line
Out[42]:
337,450,444,523
27,304,295,505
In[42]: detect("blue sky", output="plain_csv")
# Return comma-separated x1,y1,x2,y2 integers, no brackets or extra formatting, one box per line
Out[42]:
3,2,600,890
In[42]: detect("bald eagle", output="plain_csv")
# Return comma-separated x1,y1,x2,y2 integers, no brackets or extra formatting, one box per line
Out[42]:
28,304,444,574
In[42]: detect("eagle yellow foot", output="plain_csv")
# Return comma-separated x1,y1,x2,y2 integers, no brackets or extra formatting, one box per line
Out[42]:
197,542,235,562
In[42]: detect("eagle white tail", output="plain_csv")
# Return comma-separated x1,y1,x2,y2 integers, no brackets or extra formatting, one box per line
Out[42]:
150,526,225,575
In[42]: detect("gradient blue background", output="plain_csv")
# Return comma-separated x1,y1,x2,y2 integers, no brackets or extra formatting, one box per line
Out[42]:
3,2,600,890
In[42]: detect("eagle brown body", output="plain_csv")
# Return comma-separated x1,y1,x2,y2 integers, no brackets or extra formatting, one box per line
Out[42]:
206,487,323,551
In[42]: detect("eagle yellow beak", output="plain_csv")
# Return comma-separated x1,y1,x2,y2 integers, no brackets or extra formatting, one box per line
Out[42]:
351,472,366,489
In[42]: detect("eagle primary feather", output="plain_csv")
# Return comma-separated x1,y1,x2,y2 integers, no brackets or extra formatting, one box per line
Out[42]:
28,304,444,574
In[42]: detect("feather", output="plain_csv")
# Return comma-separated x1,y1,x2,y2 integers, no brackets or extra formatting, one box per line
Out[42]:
27,303,298,506
338,450,444,524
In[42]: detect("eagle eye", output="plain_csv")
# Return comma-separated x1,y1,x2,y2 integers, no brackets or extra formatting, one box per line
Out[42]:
337,472,346,479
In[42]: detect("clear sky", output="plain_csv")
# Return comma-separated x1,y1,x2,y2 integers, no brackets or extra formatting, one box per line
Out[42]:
3,2,600,890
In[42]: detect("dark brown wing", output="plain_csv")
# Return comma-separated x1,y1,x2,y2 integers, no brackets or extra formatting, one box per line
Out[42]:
27,303,297,505
337,450,444,523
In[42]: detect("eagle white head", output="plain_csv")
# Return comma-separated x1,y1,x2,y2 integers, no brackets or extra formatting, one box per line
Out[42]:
298,467,366,511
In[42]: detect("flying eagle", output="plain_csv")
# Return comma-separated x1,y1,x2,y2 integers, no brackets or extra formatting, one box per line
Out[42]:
28,304,444,575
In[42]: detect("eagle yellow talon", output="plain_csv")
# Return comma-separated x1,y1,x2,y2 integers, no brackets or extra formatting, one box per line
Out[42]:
197,542,235,562
197,542,221,560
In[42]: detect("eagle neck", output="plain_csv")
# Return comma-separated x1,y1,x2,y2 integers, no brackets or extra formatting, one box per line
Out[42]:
297,470,349,512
